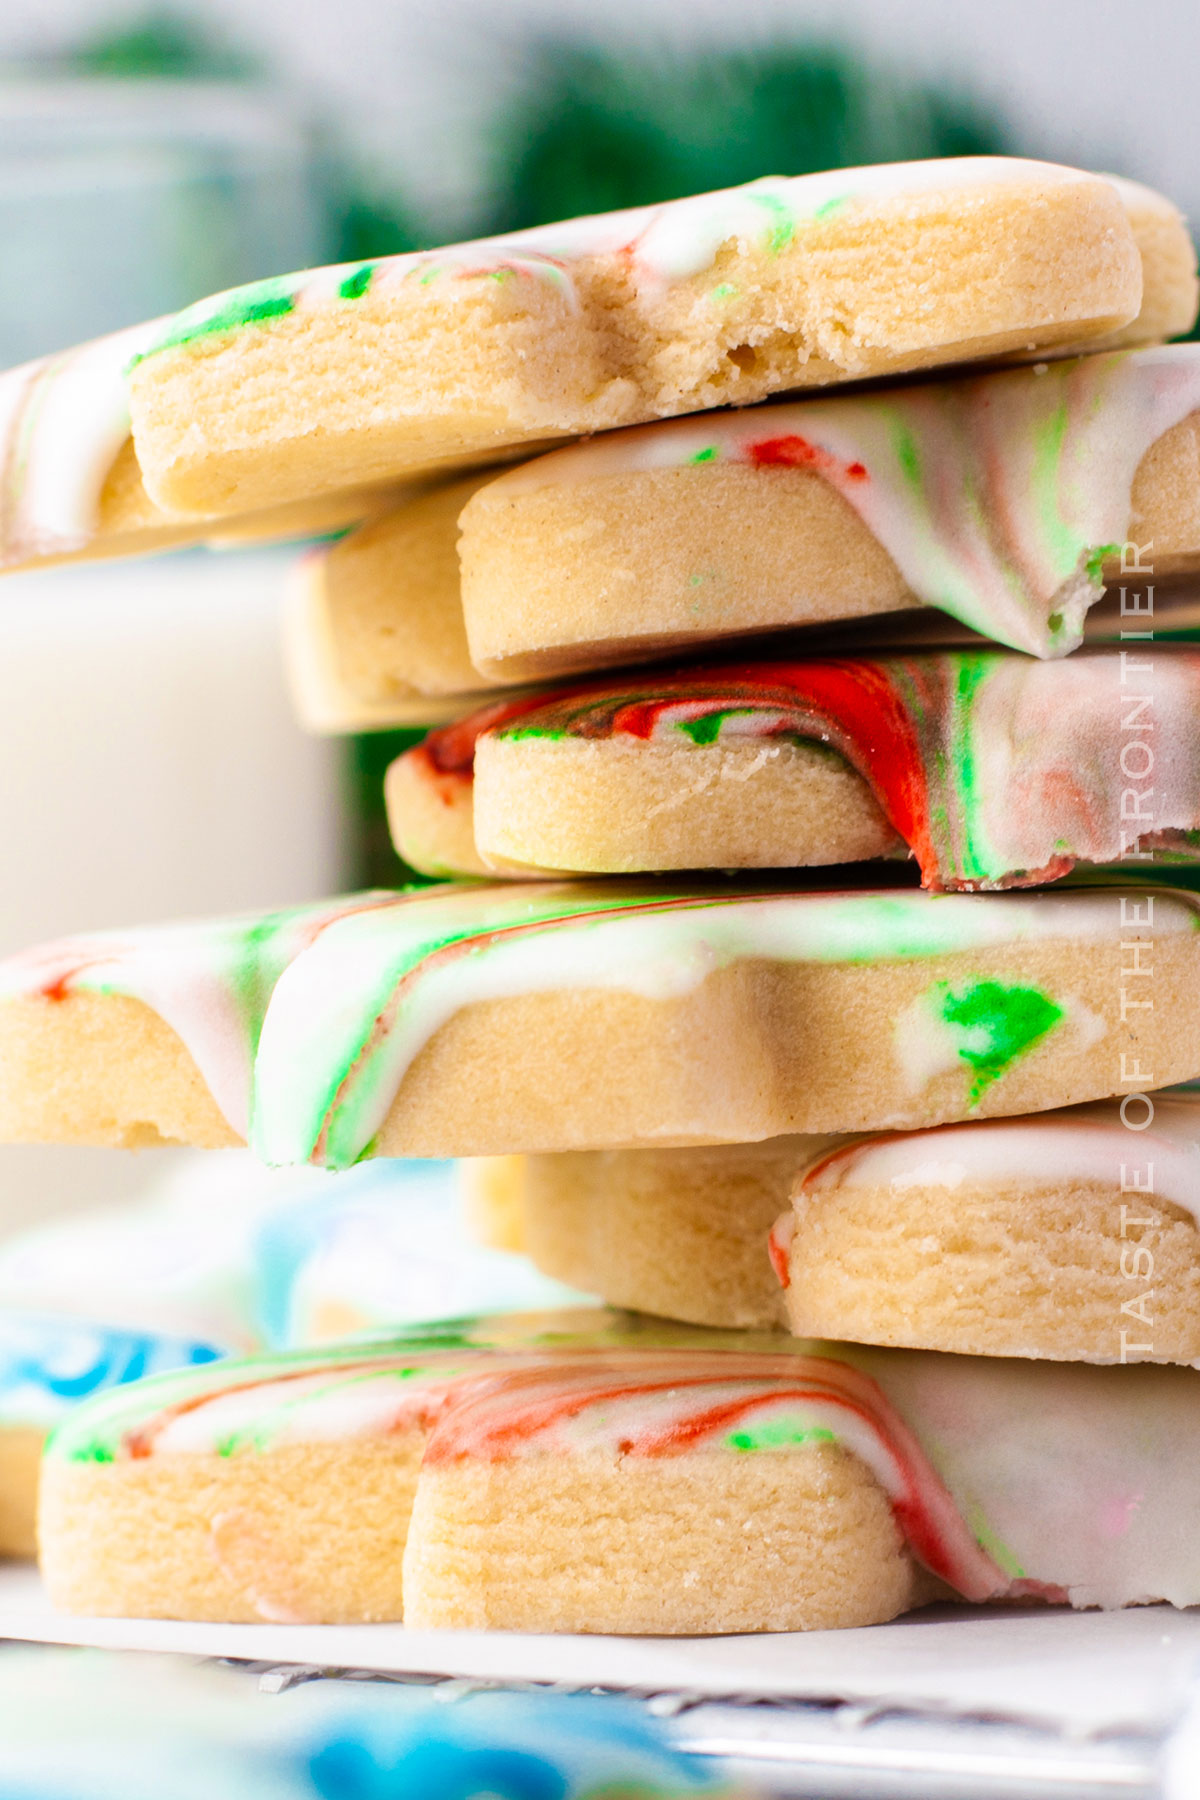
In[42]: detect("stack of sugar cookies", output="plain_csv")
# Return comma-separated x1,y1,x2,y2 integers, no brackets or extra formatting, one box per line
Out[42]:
5,157,1200,1636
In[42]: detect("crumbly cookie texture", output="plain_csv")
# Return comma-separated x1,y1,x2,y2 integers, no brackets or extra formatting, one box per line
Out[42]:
0,165,1189,580
0,882,1192,1161
385,647,1200,891
480,1094,1200,1361
125,159,1154,518
39,1306,1200,1628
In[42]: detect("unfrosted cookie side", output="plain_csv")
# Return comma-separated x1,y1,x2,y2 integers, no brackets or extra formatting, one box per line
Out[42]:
1094,175,1199,349
475,1140,806,1328
40,1437,423,1621
0,1426,43,1558
783,1177,1200,1363
402,1446,926,1634
0,993,236,1151
485,1107,1200,1361
471,735,902,877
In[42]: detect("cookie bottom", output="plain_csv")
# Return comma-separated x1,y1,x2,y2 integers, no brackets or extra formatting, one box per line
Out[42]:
0,1425,43,1557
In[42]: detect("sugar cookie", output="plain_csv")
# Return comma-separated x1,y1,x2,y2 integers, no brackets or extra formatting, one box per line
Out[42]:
0,1314,221,1557
0,323,405,573
125,160,1161,519
386,647,1200,889
3,167,1189,582
38,1306,1200,1629
458,343,1200,674
0,882,1190,1162
295,345,1200,732
475,1093,1200,1361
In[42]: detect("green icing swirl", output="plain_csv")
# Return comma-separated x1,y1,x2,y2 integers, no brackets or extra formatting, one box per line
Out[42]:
934,978,1065,1104
136,276,302,360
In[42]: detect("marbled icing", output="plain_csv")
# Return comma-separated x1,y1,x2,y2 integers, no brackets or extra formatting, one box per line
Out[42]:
411,648,1200,890
0,320,162,564
485,345,1200,658
47,1305,1200,1611
1,880,1177,1169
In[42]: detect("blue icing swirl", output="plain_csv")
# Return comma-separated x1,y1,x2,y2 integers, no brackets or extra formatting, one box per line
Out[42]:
0,1313,222,1428
302,1690,728,1800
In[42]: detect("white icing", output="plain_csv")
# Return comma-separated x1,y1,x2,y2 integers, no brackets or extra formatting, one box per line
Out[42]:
0,898,384,1139
494,159,1114,287
479,346,1200,658
0,320,164,565
800,1094,1200,1226
251,885,1189,1166
868,1349,1200,1607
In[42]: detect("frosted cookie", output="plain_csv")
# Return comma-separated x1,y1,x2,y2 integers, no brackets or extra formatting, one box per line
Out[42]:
458,341,1200,675
0,324,408,574
0,1154,578,1554
776,1092,1200,1363
0,1313,221,1556
124,160,1170,519
3,167,1187,583
1,881,1194,1162
296,345,1200,730
39,1304,1200,1629
386,646,1200,889
474,1092,1200,1360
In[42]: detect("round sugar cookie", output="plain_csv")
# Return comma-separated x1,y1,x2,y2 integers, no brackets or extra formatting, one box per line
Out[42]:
1,882,1195,1162
38,1305,1200,1629
475,1094,1200,1361
384,646,1200,892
